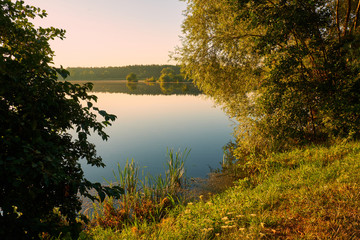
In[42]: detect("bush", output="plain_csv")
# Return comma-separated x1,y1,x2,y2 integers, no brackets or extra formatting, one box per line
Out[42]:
126,73,138,82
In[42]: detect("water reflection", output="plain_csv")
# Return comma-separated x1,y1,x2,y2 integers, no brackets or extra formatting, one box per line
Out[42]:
126,82,137,91
72,81,232,183
79,80,202,95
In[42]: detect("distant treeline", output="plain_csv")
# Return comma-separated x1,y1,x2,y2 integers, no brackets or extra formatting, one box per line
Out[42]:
65,65,182,80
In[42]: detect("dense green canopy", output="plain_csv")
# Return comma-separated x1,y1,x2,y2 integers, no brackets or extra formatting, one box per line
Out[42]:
0,1,122,238
176,0,360,154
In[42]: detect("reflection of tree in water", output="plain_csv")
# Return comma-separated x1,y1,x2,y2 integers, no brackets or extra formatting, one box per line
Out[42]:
72,81,202,95
160,83,192,95
181,83,189,92
126,82,138,91
160,82,174,94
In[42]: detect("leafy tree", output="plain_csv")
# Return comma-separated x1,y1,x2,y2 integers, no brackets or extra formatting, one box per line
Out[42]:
0,1,122,239
126,72,138,82
161,67,175,76
159,74,172,82
159,67,176,82
176,0,360,154
173,74,185,83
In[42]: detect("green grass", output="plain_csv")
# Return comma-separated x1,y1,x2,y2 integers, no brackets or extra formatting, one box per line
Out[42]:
82,140,360,239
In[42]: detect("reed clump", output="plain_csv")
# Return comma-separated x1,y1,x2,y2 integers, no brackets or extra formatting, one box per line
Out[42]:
87,148,190,231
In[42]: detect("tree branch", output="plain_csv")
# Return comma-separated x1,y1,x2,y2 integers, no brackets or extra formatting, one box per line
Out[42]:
343,0,352,36
229,34,263,39
352,0,360,31
336,0,341,40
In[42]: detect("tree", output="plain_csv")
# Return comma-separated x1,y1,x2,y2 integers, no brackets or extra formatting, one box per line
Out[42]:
159,67,175,82
161,67,175,76
176,0,360,154
126,72,138,82
159,74,172,82
0,1,122,238
173,74,185,83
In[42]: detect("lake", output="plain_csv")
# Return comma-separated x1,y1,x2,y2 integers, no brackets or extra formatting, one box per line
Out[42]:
77,81,234,183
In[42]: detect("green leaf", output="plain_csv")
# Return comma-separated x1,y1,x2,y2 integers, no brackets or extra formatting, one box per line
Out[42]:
78,132,87,141
87,102,93,108
55,66,70,79
98,110,107,117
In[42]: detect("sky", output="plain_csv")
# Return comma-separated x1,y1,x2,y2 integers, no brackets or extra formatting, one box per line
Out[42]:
24,0,186,67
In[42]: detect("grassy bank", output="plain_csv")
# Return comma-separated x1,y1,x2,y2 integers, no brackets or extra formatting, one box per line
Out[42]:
81,141,360,239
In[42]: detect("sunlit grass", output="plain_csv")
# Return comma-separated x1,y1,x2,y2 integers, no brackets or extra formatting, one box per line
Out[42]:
84,141,360,239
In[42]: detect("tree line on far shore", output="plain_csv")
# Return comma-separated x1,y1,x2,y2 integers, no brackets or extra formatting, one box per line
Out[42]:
65,65,189,82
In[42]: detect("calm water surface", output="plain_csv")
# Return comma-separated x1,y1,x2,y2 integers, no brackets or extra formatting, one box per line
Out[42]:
78,81,234,183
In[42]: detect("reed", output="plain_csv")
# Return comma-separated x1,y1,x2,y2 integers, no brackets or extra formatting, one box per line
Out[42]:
88,148,190,230
165,148,189,192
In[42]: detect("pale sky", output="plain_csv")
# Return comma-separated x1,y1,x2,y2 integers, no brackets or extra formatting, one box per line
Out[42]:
24,0,186,67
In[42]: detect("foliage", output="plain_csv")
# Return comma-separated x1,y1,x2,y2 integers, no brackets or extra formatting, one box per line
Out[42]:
165,148,188,191
65,65,189,82
175,0,360,154
161,67,175,76
173,74,186,82
0,1,122,238
126,72,138,82
158,74,172,83
86,140,360,239
158,67,174,83
159,67,188,83
66,65,182,80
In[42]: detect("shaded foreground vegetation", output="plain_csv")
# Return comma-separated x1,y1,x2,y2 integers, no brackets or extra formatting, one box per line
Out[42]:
1,1,122,239
81,140,360,239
